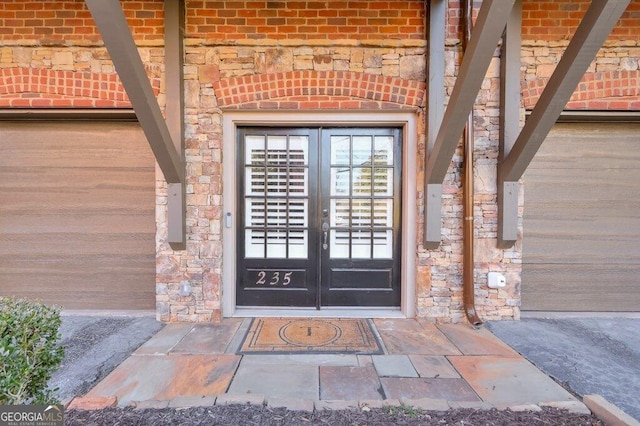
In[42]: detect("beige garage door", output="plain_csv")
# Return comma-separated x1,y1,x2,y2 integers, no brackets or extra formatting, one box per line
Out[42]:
0,121,156,310
522,122,640,311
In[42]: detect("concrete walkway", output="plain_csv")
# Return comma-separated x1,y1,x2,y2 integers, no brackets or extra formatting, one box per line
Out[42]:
69,318,589,414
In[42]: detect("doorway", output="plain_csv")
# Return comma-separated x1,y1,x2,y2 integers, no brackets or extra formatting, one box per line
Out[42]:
236,127,402,309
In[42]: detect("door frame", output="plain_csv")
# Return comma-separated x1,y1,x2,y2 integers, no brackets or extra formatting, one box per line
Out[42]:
222,111,417,318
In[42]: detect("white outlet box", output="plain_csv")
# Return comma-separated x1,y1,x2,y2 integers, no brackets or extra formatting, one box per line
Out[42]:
488,272,506,288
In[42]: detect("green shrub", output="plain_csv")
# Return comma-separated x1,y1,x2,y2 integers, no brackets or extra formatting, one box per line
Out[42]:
0,297,65,405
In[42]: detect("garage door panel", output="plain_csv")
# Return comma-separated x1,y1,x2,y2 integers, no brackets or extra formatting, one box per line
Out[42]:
525,240,640,264
525,173,639,201
526,217,640,243
0,233,154,256
527,131,640,170
527,202,640,219
3,255,153,274
1,195,155,212
0,121,156,310
0,124,155,168
0,171,154,208
0,167,155,188
523,123,640,311
0,214,154,234
522,264,640,311
2,275,155,310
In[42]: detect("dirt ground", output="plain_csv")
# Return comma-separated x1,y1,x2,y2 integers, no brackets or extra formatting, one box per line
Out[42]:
66,405,602,425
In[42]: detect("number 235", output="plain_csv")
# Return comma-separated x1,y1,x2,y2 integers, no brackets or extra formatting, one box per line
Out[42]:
256,271,292,286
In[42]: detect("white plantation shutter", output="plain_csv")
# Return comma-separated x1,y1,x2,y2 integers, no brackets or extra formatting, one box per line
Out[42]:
244,135,309,259
329,135,394,259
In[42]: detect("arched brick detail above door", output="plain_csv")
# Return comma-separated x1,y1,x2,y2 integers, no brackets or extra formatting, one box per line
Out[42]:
0,67,160,108
522,70,640,110
213,71,425,110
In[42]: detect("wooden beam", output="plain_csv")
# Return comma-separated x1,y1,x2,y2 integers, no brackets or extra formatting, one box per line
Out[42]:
85,0,184,184
424,0,515,247
424,0,446,248
497,0,522,248
165,0,186,250
500,0,632,183
425,0,515,185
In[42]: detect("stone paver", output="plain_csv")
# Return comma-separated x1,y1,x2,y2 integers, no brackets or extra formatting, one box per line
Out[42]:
224,318,253,354
228,358,319,400
373,319,461,355
267,398,315,412
447,401,494,410
357,355,374,367
509,404,542,412
437,324,520,357
85,354,240,406
168,396,216,408
67,396,117,410
236,354,359,366
449,355,576,406
359,399,401,409
73,318,594,416
400,397,449,411
315,400,359,411
132,400,169,409
380,377,480,401
320,366,384,400
540,400,591,415
171,320,244,354
408,355,460,378
134,324,194,355
215,393,265,406
372,355,418,377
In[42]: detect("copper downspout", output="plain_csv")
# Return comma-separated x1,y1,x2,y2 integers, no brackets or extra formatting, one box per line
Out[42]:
462,0,483,327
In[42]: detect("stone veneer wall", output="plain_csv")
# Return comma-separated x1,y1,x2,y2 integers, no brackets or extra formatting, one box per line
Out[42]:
2,0,637,323
151,36,526,323
522,40,640,110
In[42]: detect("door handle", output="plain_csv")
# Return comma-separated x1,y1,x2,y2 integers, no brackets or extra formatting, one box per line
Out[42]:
322,222,329,250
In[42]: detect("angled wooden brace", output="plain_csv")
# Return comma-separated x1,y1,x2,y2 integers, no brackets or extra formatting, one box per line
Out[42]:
498,0,631,248
424,0,516,248
85,0,187,249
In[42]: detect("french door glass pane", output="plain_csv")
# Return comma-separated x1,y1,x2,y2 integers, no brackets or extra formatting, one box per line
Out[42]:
328,133,395,260
330,167,350,196
373,199,393,227
330,136,350,164
351,229,372,259
373,230,393,258
374,136,393,165
330,198,350,228
352,136,372,165
245,135,265,164
244,134,309,259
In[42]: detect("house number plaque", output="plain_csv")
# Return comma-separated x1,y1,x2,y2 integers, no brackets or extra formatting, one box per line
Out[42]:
244,269,306,289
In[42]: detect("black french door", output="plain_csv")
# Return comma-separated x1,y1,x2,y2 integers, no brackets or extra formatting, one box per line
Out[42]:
236,127,401,308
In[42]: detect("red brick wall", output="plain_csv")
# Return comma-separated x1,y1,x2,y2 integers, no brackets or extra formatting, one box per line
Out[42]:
0,0,425,42
522,70,640,110
186,1,425,41
4,1,639,43
0,67,160,108
522,0,640,40
213,70,425,109
0,0,164,43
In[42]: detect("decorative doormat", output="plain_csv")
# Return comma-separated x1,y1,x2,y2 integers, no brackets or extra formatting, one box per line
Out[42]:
238,318,383,355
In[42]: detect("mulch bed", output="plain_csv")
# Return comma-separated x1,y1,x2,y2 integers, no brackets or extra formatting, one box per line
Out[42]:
66,405,602,425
